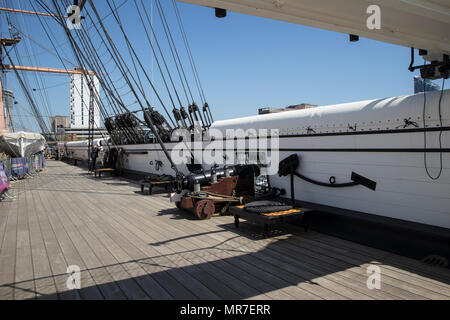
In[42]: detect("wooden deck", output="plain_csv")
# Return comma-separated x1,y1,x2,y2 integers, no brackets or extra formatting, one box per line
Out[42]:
1,160,449,300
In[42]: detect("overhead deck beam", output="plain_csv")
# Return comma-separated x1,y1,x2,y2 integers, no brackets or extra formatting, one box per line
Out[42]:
178,0,450,59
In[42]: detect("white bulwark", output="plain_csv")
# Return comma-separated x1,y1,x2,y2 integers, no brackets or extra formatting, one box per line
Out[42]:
69,73,101,129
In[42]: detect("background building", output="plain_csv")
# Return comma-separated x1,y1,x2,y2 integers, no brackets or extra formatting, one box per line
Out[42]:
414,76,440,94
69,72,101,129
1,89,15,132
62,127,109,140
49,115,69,134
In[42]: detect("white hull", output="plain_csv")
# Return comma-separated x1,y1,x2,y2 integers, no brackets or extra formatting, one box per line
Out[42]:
64,90,450,229
60,138,107,165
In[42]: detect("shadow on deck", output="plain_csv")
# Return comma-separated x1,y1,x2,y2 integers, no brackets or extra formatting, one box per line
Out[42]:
1,160,449,300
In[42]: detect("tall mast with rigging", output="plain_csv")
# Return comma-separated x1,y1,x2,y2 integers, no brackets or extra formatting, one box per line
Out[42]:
0,37,21,135
0,7,94,142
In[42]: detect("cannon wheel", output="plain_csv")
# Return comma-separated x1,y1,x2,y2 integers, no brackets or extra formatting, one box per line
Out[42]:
194,200,215,220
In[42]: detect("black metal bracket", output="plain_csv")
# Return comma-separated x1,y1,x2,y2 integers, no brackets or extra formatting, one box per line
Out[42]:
408,48,449,79
278,154,377,191
215,8,227,18
351,172,377,191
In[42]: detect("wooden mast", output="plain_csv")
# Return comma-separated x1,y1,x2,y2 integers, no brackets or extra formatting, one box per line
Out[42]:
0,38,21,135
0,7,67,18
0,6,90,135
0,69,4,135
1,65,94,75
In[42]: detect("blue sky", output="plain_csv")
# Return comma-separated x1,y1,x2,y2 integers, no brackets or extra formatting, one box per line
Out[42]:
1,0,447,132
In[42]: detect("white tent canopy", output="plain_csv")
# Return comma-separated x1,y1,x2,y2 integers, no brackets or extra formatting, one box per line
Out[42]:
0,131,46,158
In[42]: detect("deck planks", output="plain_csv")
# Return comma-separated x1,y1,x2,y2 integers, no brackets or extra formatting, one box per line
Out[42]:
0,180,20,299
0,160,449,300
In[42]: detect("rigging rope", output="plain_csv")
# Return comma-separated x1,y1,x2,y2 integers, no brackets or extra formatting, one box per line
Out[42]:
171,0,206,104
423,77,445,180
32,0,212,175
3,49,50,134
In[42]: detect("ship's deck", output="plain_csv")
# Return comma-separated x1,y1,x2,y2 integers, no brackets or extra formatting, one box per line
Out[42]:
1,160,449,300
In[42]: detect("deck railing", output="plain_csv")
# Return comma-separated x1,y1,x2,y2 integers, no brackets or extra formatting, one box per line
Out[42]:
0,153,46,179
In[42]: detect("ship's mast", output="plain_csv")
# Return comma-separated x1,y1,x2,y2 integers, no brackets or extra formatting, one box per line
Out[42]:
0,7,94,141
0,7,64,18
0,37,21,135
1,64,93,75
0,63,4,135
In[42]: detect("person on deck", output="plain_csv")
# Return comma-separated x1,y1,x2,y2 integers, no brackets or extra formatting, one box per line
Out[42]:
90,146,100,171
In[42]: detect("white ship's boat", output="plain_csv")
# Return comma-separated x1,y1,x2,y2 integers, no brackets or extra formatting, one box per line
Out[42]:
0,131,46,158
